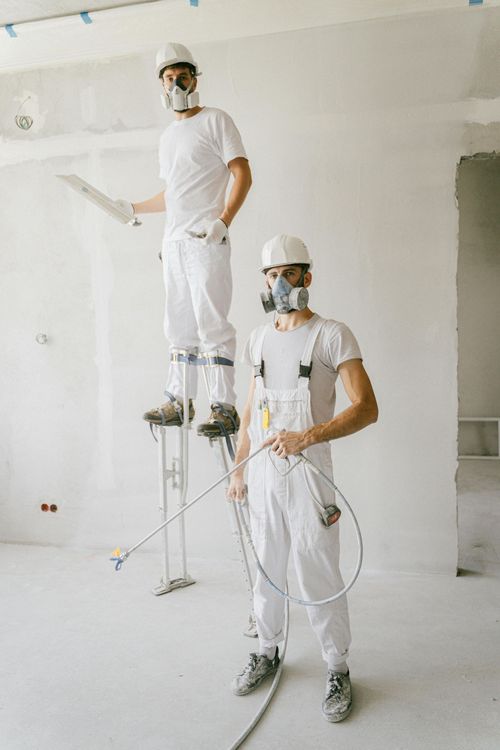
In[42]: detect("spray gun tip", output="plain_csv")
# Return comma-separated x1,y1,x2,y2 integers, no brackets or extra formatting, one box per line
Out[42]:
110,547,126,571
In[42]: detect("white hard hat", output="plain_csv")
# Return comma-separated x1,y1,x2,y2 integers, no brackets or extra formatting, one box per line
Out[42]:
260,234,313,272
155,42,201,78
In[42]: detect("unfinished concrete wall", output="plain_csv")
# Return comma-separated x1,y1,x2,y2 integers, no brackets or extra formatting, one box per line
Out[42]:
1,4,500,574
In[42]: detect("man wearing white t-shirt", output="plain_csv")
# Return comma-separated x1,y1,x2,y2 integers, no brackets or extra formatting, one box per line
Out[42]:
130,43,252,435
227,235,378,723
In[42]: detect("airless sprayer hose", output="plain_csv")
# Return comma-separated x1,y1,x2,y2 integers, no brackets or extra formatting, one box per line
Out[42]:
236,453,363,606
111,446,362,749
227,596,290,750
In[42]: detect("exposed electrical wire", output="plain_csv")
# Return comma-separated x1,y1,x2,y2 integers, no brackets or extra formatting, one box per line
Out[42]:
15,97,33,130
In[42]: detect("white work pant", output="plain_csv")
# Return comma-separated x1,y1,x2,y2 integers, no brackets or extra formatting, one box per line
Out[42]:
162,238,236,405
248,449,351,669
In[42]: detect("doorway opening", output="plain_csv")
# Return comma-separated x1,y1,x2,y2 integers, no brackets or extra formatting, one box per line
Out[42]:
456,153,500,574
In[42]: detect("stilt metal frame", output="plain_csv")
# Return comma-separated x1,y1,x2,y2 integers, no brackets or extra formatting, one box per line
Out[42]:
150,350,257,636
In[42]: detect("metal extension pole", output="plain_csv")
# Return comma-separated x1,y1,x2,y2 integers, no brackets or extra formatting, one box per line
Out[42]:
210,437,257,638
200,362,257,637
112,446,266,568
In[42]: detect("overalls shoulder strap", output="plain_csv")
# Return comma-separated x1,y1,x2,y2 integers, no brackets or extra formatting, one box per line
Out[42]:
252,325,268,382
298,316,325,385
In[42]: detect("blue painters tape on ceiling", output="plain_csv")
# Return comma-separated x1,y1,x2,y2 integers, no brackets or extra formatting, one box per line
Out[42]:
469,0,483,5
190,0,199,6
5,24,17,37
80,12,93,24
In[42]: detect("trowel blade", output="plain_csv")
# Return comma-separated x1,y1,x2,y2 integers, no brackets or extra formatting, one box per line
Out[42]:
57,174,141,225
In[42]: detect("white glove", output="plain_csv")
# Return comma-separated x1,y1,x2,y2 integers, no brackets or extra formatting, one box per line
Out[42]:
201,217,228,245
114,199,139,226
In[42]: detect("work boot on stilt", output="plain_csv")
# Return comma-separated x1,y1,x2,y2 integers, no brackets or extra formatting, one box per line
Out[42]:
142,398,195,426
321,670,352,722
197,403,240,437
231,650,280,696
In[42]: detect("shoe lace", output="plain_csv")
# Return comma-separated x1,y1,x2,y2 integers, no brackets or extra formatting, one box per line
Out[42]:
326,672,345,700
211,402,233,419
242,653,259,676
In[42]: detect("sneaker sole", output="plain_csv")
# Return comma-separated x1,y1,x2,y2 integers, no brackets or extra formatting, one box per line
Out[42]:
197,427,238,437
143,415,194,426
322,700,353,723
231,665,279,696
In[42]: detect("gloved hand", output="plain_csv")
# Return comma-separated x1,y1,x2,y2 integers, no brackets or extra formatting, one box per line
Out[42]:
114,199,139,226
201,217,228,245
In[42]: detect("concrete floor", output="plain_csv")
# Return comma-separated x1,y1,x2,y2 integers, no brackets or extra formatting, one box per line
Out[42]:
458,459,500,575
1,460,499,750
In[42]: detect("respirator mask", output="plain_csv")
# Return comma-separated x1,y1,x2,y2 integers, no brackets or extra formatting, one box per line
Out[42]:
162,77,199,111
260,272,309,314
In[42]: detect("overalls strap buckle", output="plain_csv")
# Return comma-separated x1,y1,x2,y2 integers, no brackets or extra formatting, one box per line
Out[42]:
298,363,312,379
253,361,264,378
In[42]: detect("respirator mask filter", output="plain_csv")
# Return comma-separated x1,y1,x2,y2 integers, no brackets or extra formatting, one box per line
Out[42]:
162,76,199,111
260,273,309,315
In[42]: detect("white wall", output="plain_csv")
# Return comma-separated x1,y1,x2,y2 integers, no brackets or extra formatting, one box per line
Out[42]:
2,4,500,574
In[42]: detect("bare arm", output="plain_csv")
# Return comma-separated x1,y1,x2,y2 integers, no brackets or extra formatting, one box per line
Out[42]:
132,191,166,214
264,359,378,457
227,377,255,501
305,359,378,444
220,157,252,227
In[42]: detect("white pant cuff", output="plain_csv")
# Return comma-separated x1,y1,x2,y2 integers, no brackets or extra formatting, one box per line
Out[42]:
258,631,284,650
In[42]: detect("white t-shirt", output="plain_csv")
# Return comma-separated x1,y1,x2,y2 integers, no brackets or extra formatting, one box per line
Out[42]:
159,107,247,242
242,314,362,425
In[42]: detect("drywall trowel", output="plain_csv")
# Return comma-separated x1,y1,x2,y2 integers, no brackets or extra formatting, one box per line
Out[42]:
57,174,141,226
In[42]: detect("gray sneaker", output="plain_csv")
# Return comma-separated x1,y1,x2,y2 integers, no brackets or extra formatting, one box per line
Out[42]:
322,670,352,722
231,650,280,696
142,399,194,426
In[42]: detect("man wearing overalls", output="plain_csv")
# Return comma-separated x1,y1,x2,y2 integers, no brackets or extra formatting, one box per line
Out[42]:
227,234,378,722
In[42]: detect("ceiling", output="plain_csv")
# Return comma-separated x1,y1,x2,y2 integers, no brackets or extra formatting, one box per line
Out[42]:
0,1,164,26
1,0,498,74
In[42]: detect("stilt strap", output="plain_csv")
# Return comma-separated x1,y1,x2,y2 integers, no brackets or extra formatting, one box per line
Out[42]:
170,352,234,367
210,403,238,458
199,354,234,367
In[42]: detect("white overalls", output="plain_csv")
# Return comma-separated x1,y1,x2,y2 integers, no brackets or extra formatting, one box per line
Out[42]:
247,317,351,669
162,237,236,406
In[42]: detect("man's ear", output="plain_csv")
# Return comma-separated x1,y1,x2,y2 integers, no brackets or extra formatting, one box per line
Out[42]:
303,271,312,288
